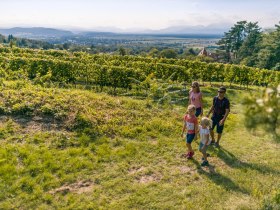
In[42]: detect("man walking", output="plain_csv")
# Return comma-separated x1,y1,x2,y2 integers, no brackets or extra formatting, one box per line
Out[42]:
207,86,230,147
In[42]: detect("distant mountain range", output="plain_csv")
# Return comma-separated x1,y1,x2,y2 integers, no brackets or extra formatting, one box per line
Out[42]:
0,25,228,39
0,27,74,39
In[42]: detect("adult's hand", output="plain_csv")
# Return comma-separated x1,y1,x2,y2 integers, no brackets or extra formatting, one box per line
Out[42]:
219,119,225,126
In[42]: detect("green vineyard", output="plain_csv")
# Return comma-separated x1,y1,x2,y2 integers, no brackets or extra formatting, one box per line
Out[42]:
0,46,279,90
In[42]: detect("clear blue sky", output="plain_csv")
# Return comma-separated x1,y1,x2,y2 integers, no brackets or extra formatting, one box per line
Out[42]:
1,0,279,30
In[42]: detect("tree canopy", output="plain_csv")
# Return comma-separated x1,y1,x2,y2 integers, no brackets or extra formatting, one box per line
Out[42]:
217,21,280,70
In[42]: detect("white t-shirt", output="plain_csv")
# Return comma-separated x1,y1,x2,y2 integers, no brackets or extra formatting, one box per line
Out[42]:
199,126,211,145
186,121,195,131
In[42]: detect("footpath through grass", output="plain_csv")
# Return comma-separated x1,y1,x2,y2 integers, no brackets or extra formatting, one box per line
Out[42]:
0,81,279,209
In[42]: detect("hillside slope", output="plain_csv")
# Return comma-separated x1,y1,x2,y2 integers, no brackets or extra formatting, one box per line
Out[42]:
0,81,279,209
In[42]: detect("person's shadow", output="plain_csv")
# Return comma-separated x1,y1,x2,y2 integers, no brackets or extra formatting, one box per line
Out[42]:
188,145,279,195
191,158,249,194
216,147,280,175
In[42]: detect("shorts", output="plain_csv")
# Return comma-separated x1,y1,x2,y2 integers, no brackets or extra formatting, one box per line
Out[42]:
186,133,195,144
199,142,209,152
195,107,202,117
210,116,224,134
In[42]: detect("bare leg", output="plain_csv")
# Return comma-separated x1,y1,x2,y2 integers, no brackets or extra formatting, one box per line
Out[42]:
210,129,215,143
216,133,222,145
186,143,193,153
202,149,208,161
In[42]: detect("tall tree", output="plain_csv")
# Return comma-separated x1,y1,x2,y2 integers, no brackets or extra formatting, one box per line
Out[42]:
217,21,261,64
256,22,280,70
238,22,262,66
7,34,14,42
118,47,127,56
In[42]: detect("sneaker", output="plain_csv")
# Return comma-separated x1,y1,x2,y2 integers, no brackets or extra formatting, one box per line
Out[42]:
201,153,210,160
187,152,194,159
201,161,209,166
211,141,216,145
214,142,220,148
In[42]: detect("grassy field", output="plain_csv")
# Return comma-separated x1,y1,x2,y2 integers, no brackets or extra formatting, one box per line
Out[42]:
0,81,279,209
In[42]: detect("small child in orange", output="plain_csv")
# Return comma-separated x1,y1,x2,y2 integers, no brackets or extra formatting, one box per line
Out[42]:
181,105,198,159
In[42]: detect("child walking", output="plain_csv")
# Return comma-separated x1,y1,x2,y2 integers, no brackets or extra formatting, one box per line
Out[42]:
189,81,203,117
199,117,212,166
181,104,198,159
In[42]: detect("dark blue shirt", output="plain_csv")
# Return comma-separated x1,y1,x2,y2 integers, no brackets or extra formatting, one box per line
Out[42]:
213,96,230,117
